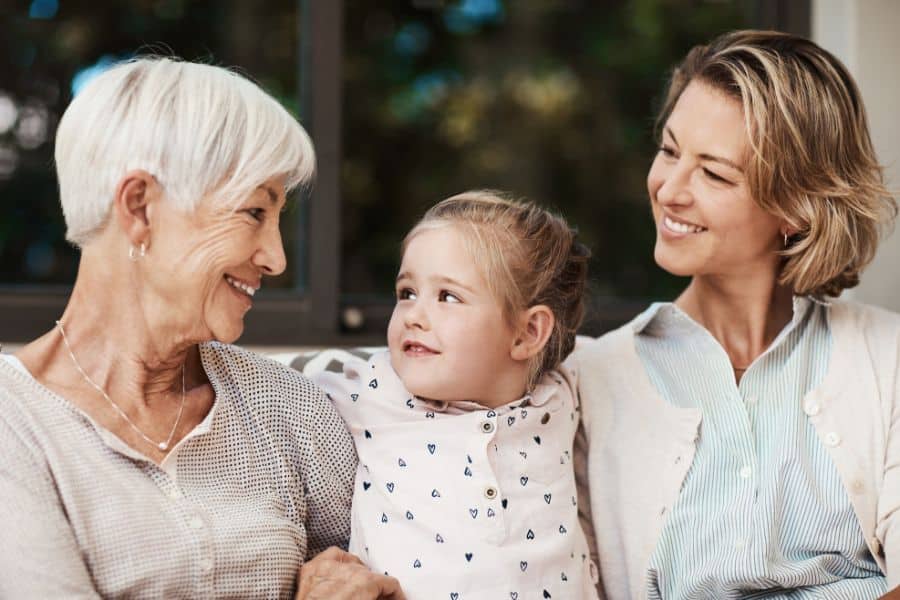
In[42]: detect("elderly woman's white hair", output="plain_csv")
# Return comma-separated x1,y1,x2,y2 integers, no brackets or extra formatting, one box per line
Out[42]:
55,56,315,246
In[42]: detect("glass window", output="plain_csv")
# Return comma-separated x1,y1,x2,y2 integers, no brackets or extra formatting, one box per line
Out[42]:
0,0,303,290
339,0,761,335
0,1,808,343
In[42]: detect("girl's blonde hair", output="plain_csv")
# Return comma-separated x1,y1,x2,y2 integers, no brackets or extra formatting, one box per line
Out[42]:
404,190,590,389
657,30,897,297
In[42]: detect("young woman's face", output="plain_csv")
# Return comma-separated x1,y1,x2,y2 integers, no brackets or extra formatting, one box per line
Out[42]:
387,225,520,404
647,80,783,280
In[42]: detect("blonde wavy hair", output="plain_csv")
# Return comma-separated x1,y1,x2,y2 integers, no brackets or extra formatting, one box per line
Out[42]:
657,30,897,297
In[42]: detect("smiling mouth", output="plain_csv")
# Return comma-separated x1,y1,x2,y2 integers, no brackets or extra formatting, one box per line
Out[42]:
663,214,707,234
225,275,259,297
403,341,439,355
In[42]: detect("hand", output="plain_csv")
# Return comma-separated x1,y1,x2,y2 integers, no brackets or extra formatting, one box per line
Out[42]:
296,547,406,600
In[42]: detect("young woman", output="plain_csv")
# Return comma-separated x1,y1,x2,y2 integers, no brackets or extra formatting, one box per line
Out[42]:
577,30,899,600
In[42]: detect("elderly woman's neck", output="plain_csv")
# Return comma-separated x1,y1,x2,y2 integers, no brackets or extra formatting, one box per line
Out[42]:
54,271,196,401
675,273,794,369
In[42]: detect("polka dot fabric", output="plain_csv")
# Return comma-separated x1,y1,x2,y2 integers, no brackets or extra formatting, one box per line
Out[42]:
0,342,356,598
315,351,600,600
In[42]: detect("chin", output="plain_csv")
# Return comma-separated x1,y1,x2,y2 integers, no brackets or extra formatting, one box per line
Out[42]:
208,319,245,345
654,244,698,277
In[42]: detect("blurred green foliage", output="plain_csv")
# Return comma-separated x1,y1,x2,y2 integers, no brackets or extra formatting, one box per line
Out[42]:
1,0,752,307
340,0,752,302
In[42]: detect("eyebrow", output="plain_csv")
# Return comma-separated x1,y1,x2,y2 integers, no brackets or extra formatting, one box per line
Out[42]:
259,184,279,204
665,126,744,172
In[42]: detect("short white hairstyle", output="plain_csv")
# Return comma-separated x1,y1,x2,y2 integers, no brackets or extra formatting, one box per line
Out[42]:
54,56,316,246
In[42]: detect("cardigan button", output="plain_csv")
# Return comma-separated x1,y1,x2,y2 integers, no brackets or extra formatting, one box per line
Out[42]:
824,432,842,447
804,402,821,416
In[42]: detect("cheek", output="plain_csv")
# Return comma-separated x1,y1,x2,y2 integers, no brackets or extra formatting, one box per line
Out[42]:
386,310,402,348
646,157,664,199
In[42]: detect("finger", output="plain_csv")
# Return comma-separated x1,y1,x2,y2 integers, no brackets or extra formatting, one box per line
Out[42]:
314,546,346,562
374,574,405,600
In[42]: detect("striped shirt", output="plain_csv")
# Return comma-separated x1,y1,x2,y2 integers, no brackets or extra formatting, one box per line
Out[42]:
635,297,886,599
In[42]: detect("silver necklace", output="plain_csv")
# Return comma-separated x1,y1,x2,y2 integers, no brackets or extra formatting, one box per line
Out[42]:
55,320,186,451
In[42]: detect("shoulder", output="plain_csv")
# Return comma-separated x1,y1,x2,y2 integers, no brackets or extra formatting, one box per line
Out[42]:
828,300,900,356
829,299,900,332
201,342,331,423
571,313,645,379
204,341,317,391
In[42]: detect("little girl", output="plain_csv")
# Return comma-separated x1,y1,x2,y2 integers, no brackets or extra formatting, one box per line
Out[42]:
315,190,598,599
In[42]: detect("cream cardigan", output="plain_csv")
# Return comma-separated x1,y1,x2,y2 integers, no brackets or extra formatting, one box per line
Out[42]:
573,300,900,600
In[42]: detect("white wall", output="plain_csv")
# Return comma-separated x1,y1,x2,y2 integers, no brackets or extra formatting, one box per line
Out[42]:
813,0,900,311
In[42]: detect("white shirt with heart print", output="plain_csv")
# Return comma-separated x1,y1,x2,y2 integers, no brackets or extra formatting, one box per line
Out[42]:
314,351,599,600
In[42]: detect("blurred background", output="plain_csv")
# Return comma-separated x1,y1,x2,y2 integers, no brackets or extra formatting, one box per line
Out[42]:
1,0,896,347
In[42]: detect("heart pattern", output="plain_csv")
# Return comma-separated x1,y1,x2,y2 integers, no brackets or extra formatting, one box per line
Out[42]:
319,351,586,599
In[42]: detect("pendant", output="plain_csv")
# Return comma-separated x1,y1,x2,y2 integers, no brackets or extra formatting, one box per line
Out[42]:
158,442,168,451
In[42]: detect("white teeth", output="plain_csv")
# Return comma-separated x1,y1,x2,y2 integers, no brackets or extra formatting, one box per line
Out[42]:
225,275,257,297
664,215,705,234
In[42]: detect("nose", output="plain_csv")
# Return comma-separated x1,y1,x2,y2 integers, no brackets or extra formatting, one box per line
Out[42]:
651,158,693,208
255,220,287,276
403,297,429,330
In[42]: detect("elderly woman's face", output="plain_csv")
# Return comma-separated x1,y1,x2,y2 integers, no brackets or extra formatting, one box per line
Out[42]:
146,176,287,344
647,80,783,279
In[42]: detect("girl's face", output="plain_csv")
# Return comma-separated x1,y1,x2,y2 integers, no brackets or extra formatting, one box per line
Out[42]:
647,80,783,280
387,225,522,405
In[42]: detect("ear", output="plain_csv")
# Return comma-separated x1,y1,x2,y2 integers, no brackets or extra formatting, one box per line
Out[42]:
112,170,160,248
510,305,555,362
780,220,800,238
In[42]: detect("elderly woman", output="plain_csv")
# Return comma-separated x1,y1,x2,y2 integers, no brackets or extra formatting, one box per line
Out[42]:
576,31,899,599
0,58,401,599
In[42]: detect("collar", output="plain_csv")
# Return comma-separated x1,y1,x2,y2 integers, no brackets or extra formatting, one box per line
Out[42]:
632,295,816,338
377,353,560,415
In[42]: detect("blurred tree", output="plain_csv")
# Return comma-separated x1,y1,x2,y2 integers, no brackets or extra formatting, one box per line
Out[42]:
340,0,751,309
0,0,301,288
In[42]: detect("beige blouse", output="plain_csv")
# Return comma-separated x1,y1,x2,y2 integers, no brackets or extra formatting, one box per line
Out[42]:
0,342,356,599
